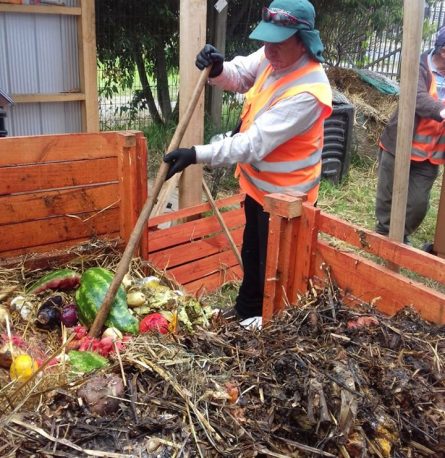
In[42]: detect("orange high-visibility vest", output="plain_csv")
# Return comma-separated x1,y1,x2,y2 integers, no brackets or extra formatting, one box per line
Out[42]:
236,57,332,205
411,71,445,165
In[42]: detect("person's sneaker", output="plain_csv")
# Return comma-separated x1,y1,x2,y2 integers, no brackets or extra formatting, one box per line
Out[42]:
239,316,262,330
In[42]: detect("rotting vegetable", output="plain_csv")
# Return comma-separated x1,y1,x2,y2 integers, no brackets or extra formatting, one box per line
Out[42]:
27,269,81,295
36,295,64,330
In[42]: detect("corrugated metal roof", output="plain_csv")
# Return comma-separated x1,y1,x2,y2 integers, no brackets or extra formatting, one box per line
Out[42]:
0,4,83,136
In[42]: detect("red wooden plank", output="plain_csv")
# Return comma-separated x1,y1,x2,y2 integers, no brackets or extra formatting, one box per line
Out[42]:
148,193,245,228
0,235,122,268
181,265,243,296
149,228,243,269
292,203,320,297
315,240,445,325
167,246,240,285
0,132,123,166
0,183,119,225
0,208,120,253
318,212,445,286
148,208,245,252
263,215,283,322
0,157,118,196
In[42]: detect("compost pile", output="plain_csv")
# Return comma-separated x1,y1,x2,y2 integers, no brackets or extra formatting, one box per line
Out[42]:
327,67,399,158
0,261,444,457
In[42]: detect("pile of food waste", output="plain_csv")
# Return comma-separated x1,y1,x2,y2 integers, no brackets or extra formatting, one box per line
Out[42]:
0,255,443,457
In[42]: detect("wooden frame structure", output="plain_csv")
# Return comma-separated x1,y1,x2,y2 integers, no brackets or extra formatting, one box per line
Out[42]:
0,132,443,326
0,0,99,132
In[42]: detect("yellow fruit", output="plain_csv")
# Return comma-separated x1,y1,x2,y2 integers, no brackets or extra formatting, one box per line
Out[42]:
10,354,38,382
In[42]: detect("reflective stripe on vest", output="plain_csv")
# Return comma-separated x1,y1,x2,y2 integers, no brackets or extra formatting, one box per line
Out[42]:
411,70,445,164
237,56,333,205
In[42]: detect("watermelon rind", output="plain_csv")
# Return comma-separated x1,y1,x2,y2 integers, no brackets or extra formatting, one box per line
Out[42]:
27,269,81,295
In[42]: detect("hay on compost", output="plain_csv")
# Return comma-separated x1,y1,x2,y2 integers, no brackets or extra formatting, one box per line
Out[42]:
1,261,443,457
327,67,399,158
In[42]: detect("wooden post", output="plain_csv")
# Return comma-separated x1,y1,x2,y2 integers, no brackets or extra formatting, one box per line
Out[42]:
389,0,424,242
78,0,99,132
178,0,206,210
263,193,304,322
434,172,445,258
209,3,228,131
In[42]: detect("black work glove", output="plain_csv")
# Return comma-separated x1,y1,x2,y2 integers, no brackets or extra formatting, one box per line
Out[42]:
163,147,197,180
196,44,224,77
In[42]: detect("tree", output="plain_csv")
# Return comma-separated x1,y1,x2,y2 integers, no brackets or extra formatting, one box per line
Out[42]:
95,0,179,125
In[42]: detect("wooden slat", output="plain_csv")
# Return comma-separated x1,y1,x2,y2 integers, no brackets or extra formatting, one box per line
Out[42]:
183,265,243,296
11,93,86,103
149,228,243,269
0,4,81,15
0,132,121,166
0,183,119,225
0,157,118,195
0,234,121,264
148,193,245,228
148,208,245,252
315,240,445,325
78,0,99,132
318,212,445,286
136,134,149,258
168,246,240,285
0,208,120,253
0,237,123,270
292,203,320,296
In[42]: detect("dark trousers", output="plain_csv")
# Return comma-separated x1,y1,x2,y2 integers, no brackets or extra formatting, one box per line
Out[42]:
375,149,439,239
235,195,269,318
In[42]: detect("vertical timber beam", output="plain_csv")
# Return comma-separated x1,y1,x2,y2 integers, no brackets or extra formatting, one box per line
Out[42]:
178,0,206,209
78,0,99,132
263,193,304,323
389,0,424,244
434,172,445,258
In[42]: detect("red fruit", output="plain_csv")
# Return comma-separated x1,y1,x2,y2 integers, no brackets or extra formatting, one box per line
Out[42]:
139,313,169,334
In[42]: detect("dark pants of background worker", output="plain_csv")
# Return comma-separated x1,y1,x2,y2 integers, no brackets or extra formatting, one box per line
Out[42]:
375,149,439,240
235,194,269,319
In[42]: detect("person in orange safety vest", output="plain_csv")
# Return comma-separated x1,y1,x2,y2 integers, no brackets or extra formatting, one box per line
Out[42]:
164,0,332,325
376,27,445,249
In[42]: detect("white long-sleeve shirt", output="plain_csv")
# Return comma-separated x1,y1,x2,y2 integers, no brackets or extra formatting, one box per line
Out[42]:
194,47,324,167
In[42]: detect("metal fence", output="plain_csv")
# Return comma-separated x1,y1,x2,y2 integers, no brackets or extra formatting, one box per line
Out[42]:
96,1,445,131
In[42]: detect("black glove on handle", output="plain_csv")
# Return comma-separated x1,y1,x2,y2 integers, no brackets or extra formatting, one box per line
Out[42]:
196,44,224,77
163,147,197,180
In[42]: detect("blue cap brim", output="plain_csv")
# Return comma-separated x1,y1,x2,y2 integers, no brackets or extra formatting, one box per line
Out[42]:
249,21,298,43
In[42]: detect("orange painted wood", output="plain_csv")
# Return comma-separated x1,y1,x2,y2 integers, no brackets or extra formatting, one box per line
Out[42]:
183,265,243,296
168,246,240,285
0,132,122,166
0,207,120,253
263,192,304,218
148,193,245,228
0,183,119,225
292,203,320,297
148,208,245,252
0,236,122,269
136,134,149,259
314,240,445,325
0,157,118,196
149,228,243,269
263,215,283,322
318,212,445,286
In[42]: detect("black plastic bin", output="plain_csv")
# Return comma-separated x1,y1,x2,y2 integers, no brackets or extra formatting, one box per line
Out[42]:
321,90,354,184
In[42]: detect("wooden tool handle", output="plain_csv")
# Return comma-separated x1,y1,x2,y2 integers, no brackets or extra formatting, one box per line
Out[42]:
89,67,211,338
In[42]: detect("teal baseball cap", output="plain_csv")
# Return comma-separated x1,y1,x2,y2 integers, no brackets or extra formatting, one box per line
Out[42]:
249,0,325,63
249,0,315,43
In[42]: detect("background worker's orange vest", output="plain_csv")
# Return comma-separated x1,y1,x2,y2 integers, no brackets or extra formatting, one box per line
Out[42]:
236,58,332,205
411,73,445,165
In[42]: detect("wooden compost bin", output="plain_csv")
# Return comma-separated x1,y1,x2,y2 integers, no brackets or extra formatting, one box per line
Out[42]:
0,131,148,267
1,131,443,326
